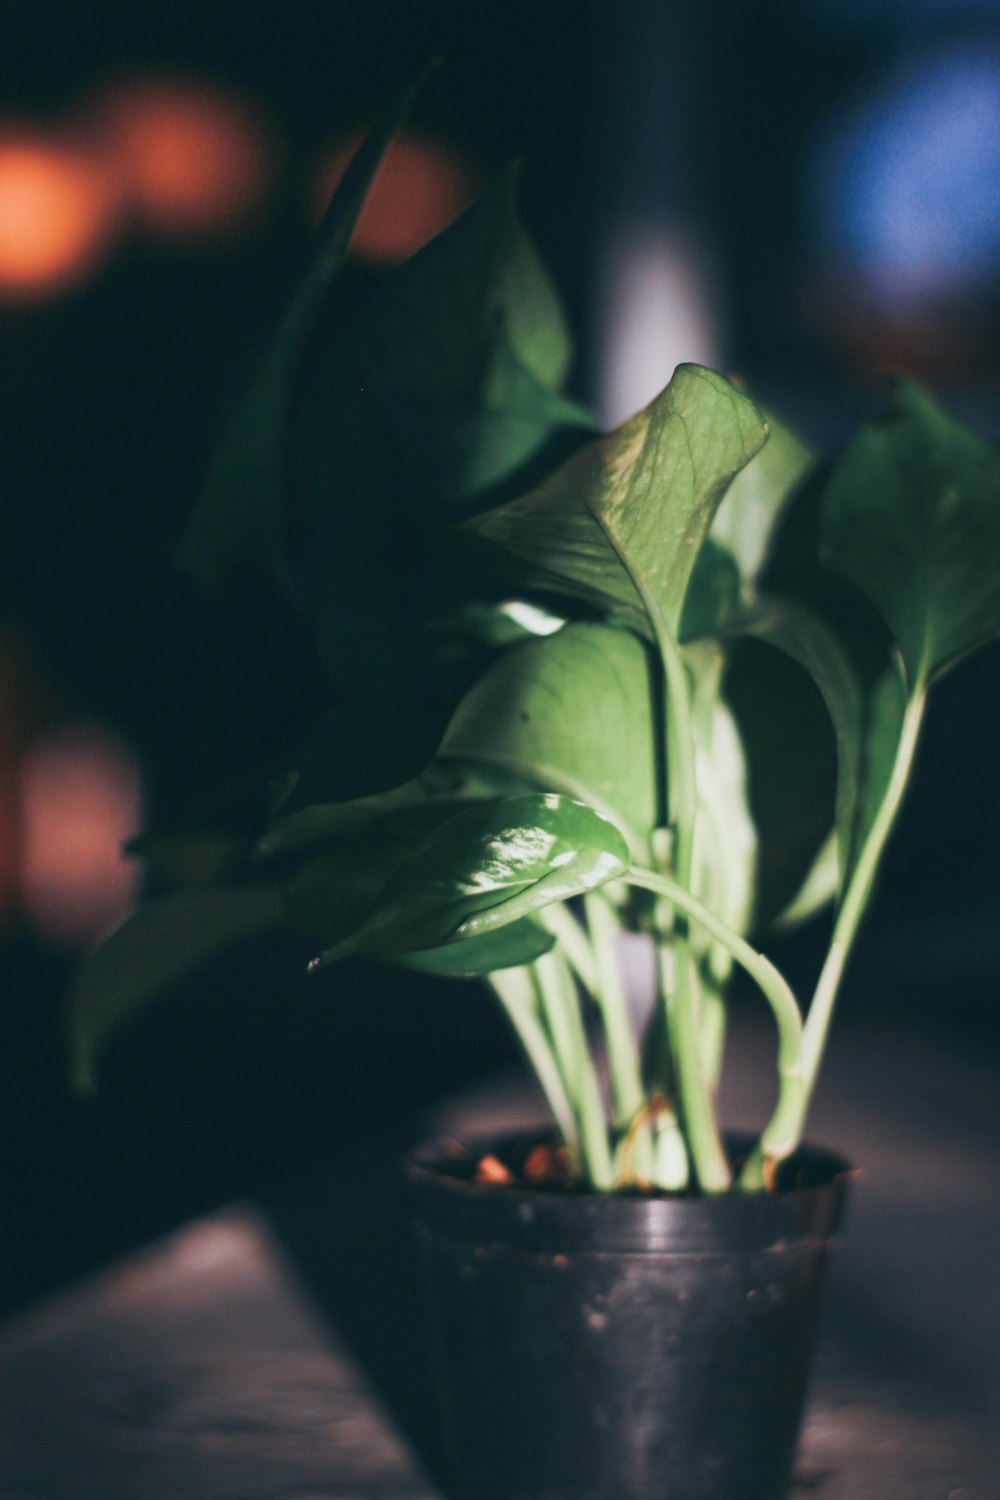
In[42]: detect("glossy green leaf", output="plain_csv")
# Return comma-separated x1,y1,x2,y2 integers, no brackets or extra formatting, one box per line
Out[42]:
279,799,487,950
67,885,285,1094
821,380,1000,689
710,407,814,597
316,793,630,963
465,364,767,643
388,918,554,975
438,622,660,857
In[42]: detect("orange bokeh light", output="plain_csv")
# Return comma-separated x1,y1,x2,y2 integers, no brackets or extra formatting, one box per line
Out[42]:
19,724,141,946
0,132,119,300
94,77,274,239
314,130,479,264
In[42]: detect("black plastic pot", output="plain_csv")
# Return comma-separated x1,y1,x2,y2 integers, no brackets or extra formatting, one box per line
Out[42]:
405,1132,850,1500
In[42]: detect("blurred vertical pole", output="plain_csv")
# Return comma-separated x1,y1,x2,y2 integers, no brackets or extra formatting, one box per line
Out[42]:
591,0,726,425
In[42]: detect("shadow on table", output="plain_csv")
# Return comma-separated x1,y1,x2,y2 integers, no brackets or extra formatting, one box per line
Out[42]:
261,1122,451,1490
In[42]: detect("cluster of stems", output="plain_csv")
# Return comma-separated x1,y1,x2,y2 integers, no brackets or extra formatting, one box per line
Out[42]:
487,631,927,1196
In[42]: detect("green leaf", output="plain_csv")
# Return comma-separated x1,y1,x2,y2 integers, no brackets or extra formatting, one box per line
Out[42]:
772,831,838,932
723,628,841,929
465,364,767,642
316,793,630,963
263,756,526,856
685,642,757,939
351,299,592,515
735,598,863,906
388,918,555,975
437,622,660,858
710,406,814,597
67,886,285,1094
821,380,1000,689
125,830,249,890
182,67,433,587
682,539,741,640
279,799,483,949
276,168,590,742
356,163,574,406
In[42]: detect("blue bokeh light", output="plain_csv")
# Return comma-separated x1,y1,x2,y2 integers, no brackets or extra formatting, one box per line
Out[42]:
812,44,1000,301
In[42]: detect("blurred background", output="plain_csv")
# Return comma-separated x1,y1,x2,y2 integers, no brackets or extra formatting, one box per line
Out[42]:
1,0,998,1319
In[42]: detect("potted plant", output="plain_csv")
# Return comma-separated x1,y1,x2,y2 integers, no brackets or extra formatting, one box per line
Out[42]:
69,78,1000,1500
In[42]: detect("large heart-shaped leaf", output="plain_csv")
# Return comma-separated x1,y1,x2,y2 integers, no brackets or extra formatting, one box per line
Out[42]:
821,380,1000,690
465,364,767,643
182,68,432,588
437,622,660,858
67,885,286,1094
272,168,590,769
315,794,630,963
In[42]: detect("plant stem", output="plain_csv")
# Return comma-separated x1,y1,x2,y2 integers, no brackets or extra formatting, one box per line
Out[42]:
657,628,697,881
699,979,728,1091
538,902,599,998
583,892,655,1185
488,967,580,1159
627,865,804,1192
739,684,928,1191
648,627,732,1191
802,686,926,1088
533,950,615,1189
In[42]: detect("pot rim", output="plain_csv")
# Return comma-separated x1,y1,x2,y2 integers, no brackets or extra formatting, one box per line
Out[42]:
404,1129,852,1256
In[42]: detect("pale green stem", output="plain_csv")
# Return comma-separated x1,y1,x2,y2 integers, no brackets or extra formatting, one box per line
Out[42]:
487,967,580,1159
802,687,927,1088
740,685,928,1190
538,902,599,998
583,892,655,1186
627,865,804,1193
699,981,728,1091
649,627,731,1190
533,950,615,1189
657,628,697,881
657,939,731,1192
